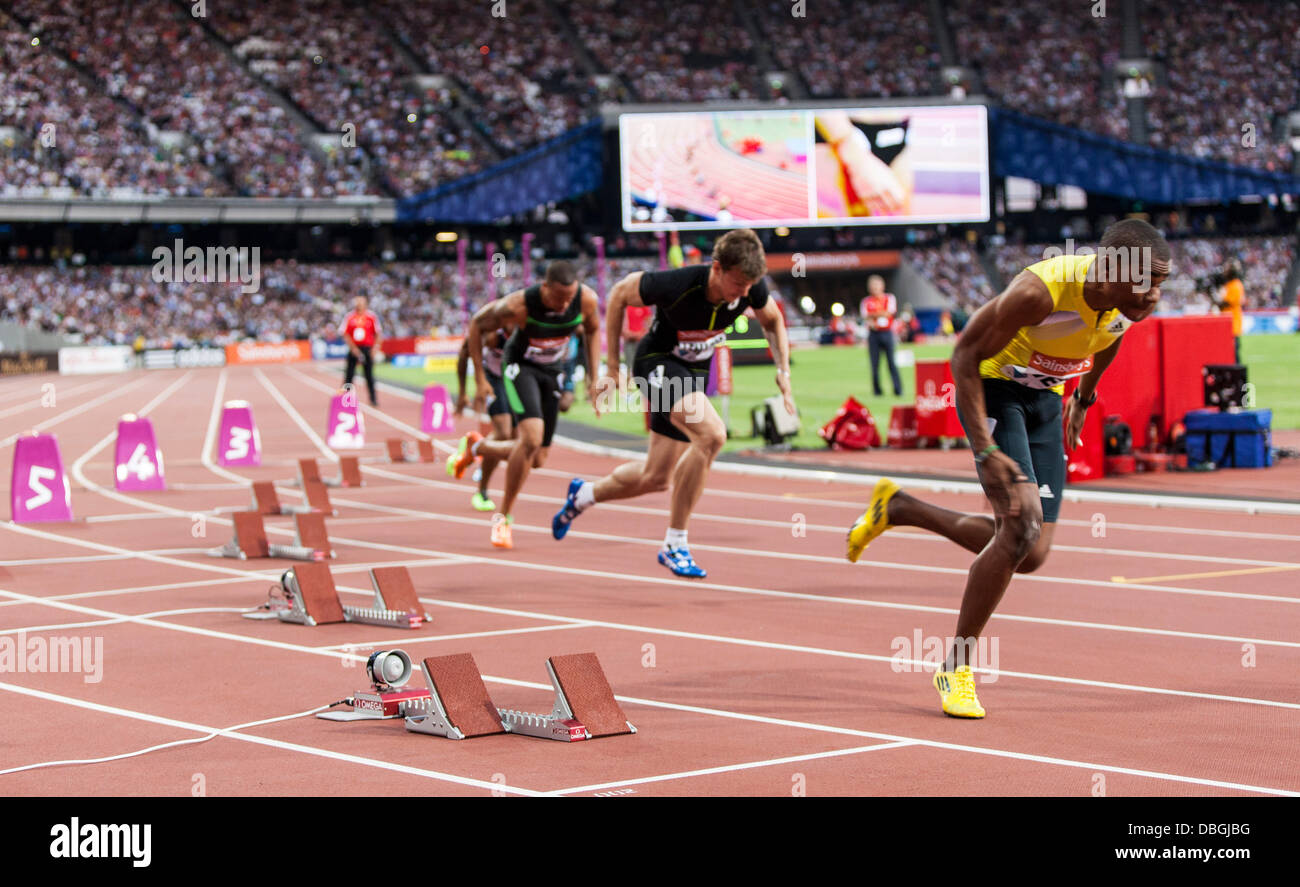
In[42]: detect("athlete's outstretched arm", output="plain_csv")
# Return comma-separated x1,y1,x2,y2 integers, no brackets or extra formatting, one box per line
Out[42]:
1065,334,1123,448
579,286,603,415
951,272,1054,518
598,272,644,399
754,299,795,415
468,291,526,413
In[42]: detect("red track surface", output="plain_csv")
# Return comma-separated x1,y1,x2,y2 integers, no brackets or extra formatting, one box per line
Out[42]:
2,364,1298,797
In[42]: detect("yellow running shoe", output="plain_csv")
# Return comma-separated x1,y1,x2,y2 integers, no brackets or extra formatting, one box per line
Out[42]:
490,513,513,549
846,477,900,563
932,665,986,718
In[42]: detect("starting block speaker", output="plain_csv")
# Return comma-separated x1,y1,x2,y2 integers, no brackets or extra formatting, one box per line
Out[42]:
217,401,261,467
253,562,347,626
209,511,270,559
342,566,430,629
405,653,508,739
114,414,165,492
498,653,637,741
10,432,73,523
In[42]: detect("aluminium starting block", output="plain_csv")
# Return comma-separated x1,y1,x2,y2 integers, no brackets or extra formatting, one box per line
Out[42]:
497,653,636,741
384,438,438,463
331,456,362,487
250,480,314,516
341,566,430,629
208,511,271,559
244,562,347,626
404,651,635,742
404,653,508,739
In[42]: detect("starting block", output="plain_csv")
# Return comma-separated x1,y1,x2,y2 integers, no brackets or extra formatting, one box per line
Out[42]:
289,457,323,487
333,456,362,487
303,479,336,515
250,480,312,515
497,653,637,741
287,511,333,559
208,511,270,559
405,653,508,739
341,566,430,629
248,562,347,626
10,432,73,523
405,651,634,742
209,511,328,561
114,414,165,492
386,438,437,463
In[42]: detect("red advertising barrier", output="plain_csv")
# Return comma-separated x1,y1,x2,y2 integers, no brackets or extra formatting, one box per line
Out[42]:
914,360,963,438
225,340,312,365
1063,383,1106,483
381,336,418,355
1092,315,1233,453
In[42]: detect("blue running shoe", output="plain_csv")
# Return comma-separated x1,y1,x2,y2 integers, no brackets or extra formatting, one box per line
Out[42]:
658,546,707,578
552,477,585,540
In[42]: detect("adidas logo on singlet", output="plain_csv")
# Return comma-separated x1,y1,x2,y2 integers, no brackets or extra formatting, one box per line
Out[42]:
1039,484,1054,498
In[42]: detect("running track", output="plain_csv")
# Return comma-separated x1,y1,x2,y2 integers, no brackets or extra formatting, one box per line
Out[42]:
1,364,1297,797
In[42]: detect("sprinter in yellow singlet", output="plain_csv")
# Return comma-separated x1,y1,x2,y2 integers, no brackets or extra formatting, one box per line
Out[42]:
846,219,1171,718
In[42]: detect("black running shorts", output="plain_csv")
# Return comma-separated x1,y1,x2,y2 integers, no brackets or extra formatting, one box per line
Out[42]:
958,378,1065,523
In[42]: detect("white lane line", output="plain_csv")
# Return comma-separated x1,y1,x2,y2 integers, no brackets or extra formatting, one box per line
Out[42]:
311,621,593,650
0,375,154,450
7,519,1298,715
279,368,1300,573
0,607,251,635
553,741,917,796
0,681,544,796
0,377,111,420
548,687,1298,797
2,581,1293,796
551,434,1300,516
0,550,203,567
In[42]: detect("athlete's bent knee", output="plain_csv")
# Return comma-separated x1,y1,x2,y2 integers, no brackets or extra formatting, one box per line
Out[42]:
998,514,1042,564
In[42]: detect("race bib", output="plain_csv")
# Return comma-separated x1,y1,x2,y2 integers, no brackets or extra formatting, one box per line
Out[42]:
672,330,727,362
352,326,366,342
524,335,570,365
1001,352,1093,390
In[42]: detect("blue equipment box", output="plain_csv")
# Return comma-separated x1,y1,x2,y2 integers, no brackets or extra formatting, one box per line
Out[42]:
1183,409,1272,468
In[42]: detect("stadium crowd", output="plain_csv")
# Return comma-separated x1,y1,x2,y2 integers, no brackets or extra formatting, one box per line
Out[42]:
2,0,1296,200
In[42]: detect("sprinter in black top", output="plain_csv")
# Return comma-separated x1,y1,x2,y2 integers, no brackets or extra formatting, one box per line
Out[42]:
451,261,600,549
552,228,796,578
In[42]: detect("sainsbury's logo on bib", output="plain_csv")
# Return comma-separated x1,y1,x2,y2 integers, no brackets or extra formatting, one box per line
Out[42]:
673,329,727,362
1002,352,1093,389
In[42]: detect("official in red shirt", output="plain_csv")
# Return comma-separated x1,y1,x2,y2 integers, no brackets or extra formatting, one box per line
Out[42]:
860,274,902,396
343,296,383,406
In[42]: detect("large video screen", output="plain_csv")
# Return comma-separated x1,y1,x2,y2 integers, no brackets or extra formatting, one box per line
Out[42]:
619,105,989,231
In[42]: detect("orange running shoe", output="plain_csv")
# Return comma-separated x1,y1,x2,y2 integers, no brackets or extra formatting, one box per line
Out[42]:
490,513,513,549
446,431,483,479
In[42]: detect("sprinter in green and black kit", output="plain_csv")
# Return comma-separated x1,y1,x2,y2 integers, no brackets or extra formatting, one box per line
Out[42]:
451,261,600,549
